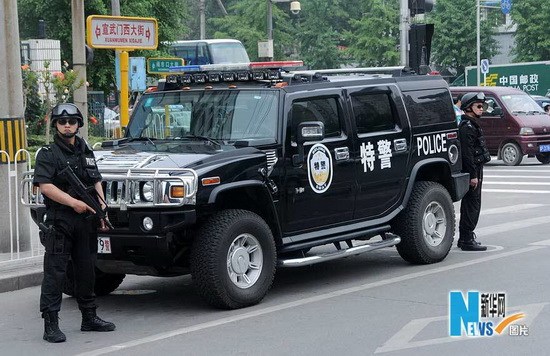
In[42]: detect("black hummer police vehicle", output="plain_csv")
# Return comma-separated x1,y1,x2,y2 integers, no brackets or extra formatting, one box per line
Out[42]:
23,62,469,309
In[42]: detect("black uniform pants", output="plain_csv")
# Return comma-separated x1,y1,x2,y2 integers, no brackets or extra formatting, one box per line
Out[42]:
459,167,483,241
40,209,98,313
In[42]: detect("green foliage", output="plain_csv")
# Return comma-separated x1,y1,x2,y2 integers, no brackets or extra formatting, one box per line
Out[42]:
18,0,190,93
430,0,500,75
21,65,45,135
209,0,296,61
345,0,400,67
511,0,550,62
294,0,350,69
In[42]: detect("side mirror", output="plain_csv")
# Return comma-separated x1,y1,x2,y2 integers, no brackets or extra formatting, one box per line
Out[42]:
293,121,324,166
492,107,503,116
297,121,324,144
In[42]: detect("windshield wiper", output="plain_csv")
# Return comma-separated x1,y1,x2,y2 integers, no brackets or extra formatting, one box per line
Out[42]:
180,134,222,146
128,136,157,147
512,110,528,114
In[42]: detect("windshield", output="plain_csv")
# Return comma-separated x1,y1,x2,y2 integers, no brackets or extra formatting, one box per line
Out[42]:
127,89,279,143
209,43,250,63
500,94,545,114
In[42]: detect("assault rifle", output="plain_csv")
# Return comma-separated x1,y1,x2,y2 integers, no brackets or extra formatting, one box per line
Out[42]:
60,165,114,230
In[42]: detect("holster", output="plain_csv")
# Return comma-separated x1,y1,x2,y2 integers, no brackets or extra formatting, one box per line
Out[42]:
38,224,66,254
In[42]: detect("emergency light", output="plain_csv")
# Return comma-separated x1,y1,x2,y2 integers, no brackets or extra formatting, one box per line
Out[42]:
166,61,304,86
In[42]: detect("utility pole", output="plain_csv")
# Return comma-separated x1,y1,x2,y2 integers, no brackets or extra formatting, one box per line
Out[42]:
399,0,410,67
0,0,31,255
72,0,88,139
199,0,206,39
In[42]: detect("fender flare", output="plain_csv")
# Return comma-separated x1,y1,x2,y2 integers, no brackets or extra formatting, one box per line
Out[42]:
401,158,453,209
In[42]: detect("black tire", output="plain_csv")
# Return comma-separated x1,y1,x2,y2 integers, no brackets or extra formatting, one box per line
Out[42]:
535,153,550,165
501,142,523,166
62,263,125,296
392,181,455,264
190,209,277,309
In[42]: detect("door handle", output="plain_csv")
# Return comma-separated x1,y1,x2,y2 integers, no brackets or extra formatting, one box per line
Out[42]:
334,147,350,161
394,138,407,152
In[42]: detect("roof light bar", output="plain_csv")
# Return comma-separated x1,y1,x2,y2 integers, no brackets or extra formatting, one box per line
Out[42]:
163,61,304,87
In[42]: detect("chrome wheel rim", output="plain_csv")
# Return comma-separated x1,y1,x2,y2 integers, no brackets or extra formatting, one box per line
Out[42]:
503,145,517,164
226,233,263,289
422,202,446,247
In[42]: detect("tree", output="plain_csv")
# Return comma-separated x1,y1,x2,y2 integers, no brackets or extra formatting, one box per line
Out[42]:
294,0,352,69
345,0,400,67
430,0,500,76
17,0,190,93
511,0,550,62
209,0,296,61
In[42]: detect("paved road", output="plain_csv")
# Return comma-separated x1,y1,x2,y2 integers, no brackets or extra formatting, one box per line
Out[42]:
1,157,549,355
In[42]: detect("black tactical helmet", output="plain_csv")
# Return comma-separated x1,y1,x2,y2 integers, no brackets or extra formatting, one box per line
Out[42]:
50,103,84,128
460,92,487,111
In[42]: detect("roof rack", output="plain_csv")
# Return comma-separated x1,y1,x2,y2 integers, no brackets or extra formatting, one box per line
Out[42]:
290,66,415,78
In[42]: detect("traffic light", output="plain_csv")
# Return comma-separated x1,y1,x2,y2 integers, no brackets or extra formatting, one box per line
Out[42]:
408,0,434,16
408,23,434,75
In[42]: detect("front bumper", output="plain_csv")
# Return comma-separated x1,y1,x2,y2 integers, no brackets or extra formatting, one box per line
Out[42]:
517,135,550,155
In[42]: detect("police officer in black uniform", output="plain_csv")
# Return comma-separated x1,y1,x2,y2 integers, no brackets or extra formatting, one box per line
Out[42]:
33,103,115,343
458,92,491,251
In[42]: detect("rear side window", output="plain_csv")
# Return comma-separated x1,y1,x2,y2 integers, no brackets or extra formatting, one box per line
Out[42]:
404,89,454,126
291,97,343,139
351,93,398,134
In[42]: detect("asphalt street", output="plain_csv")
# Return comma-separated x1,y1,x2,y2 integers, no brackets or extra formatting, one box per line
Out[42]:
1,157,549,356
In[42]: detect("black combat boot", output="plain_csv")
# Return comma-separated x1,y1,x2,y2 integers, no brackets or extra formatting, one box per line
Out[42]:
80,308,116,332
459,233,487,251
43,311,66,343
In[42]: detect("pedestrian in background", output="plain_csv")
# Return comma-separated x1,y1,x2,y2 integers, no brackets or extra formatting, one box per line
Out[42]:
458,92,491,251
33,103,115,343
453,93,464,125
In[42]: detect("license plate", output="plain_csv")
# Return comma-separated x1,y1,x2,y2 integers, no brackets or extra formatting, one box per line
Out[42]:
98,237,112,254
540,144,550,153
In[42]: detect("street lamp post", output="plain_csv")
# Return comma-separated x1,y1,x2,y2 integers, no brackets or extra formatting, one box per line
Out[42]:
476,0,501,85
265,0,300,61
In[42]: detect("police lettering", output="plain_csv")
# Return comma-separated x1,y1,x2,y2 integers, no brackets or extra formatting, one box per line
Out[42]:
417,133,447,156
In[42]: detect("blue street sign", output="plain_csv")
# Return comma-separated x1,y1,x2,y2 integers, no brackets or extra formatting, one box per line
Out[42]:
481,59,490,74
501,0,512,15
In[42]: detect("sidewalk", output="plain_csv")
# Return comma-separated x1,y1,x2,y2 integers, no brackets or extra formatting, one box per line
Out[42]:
0,252,43,293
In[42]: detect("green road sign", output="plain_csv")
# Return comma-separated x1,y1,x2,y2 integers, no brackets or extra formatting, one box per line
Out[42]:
147,58,184,74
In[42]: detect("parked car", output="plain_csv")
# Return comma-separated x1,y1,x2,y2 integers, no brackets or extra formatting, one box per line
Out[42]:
531,95,550,112
451,86,550,165
24,63,469,309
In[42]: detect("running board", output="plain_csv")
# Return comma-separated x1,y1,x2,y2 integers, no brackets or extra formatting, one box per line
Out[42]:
277,236,401,268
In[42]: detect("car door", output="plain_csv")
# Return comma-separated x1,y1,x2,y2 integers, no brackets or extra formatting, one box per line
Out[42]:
282,89,356,234
479,95,507,153
347,84,411,219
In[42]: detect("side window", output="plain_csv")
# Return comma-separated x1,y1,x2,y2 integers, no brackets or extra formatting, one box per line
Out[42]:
351,93,398,134
291,97,343,141
482,96,501,116
404,89,455,126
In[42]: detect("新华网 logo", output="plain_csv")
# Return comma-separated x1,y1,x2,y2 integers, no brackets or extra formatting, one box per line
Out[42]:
449,291,527,337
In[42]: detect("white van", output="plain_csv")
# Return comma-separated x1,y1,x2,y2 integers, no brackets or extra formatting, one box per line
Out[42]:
169,39,250,65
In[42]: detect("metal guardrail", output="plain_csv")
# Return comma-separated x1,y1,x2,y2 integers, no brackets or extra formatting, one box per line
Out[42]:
0,149,44,264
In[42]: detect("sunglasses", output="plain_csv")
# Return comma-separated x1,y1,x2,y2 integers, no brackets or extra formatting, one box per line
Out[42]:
474,104,484,109
56,118,79,125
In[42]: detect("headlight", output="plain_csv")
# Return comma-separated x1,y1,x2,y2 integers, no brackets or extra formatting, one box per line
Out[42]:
141,181,154,202
519,127,534,135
